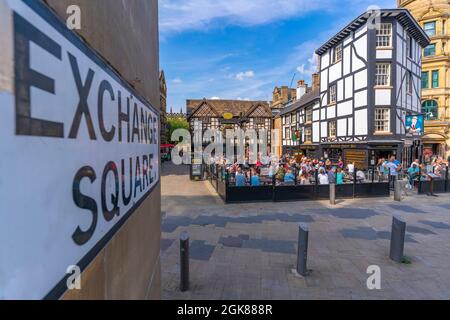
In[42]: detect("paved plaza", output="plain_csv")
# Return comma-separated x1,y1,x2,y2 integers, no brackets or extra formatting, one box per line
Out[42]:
161,163,450,300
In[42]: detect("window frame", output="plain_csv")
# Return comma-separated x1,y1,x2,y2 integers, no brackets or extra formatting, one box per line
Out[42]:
332,43,343,64
304,127,312,143
406,71,413,95
432,70,439,88
305,107,313,123
375,63,391,87
376,23,392,48
329,84,337,105
422,71,429,89
374,108,391,133
424,21,436,37
328,121,337,138
424,43,436,57
422,100,438,120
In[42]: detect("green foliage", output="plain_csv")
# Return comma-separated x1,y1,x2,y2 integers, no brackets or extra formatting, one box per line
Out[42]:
168,117,189,143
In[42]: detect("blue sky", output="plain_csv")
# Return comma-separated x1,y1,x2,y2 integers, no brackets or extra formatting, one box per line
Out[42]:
159,0,396,112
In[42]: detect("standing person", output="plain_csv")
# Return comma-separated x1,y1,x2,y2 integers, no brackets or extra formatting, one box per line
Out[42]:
336,167,344,185
386,156,400,188
338,157,344,169
327,166,336,184
347,161,355,175
318,168,329,185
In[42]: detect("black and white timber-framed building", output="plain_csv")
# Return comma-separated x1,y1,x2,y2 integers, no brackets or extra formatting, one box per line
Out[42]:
186,99,273,155
314,8,430,168
279,89,320,158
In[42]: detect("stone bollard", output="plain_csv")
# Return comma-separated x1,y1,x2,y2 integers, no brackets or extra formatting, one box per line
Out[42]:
330,183,336,205
180,231,190,292
297,223,309,277
390,216,406,263
394,179,402,202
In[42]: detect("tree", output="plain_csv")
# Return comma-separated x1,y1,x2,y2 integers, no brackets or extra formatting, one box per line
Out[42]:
167,117,189,143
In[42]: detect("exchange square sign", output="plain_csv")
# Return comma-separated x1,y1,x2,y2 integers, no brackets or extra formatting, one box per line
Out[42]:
0,0,160,299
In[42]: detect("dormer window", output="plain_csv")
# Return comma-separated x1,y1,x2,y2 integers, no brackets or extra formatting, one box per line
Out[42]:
332,43,343,63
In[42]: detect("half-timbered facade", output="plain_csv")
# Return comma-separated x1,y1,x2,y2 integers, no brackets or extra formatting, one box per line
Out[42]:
315,8,430,167
186,99,272,151
279,89,320,158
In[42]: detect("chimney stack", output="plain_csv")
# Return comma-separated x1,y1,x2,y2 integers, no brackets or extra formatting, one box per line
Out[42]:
312,73,320,91
296,80,307,100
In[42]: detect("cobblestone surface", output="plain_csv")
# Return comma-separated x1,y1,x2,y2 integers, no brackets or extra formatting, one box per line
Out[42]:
161,163,450,300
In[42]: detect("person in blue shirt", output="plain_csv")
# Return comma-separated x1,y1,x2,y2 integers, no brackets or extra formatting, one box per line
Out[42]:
235,167,246,187
250,168,260,187
407,162,420,187
284,169,295,184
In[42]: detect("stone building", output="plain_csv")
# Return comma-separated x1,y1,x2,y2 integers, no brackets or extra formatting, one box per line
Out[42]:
271,86,297,112
399,0,450,160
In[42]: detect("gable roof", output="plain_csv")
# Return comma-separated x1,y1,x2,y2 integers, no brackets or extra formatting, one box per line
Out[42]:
278,89,320,117
187,99,271,119
316,8,430,55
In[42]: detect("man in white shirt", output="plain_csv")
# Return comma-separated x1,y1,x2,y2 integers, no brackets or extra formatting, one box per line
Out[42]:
347,162,355,174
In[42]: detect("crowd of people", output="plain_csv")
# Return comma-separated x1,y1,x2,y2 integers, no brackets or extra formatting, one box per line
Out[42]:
214,153,449,188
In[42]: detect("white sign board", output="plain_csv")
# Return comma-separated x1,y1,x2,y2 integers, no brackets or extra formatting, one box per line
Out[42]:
0,0,160,299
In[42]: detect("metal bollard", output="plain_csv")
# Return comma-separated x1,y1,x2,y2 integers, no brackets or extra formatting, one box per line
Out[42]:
390,216,406,263
297,223,309,277
394,179,402,202
330,183,336,205
180,231,190,292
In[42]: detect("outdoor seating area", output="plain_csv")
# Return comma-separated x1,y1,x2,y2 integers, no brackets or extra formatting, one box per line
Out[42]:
203,161,449,203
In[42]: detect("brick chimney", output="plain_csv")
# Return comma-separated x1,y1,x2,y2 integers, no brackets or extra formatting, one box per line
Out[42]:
312,73,320,91
296,80,307,100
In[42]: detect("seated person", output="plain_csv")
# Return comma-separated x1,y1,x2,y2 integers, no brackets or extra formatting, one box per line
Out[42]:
235,167,246,187
284,169,295,184
250,168,260,187
318,169,329,185
298,172,310,185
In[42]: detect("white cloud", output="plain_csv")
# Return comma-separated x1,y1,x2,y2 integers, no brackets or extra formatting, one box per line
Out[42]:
160,0,329,33
236,70,255,81
296,52,318,76
210,96,221,100
172,77,182,84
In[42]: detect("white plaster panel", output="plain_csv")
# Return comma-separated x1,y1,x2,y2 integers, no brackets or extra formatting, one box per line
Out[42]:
313,122,320,142
345,75,353,99
320,70,328,93
337,100,353,117
354,69,367,91
375,89,391,106
337,118,347,137
354,90,367,108
337,79,344,102
321,121,328,138
329,62,342,83
354,109,367,135
327,105,336,119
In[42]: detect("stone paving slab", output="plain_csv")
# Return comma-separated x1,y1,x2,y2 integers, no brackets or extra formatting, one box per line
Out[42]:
161,163,450,300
